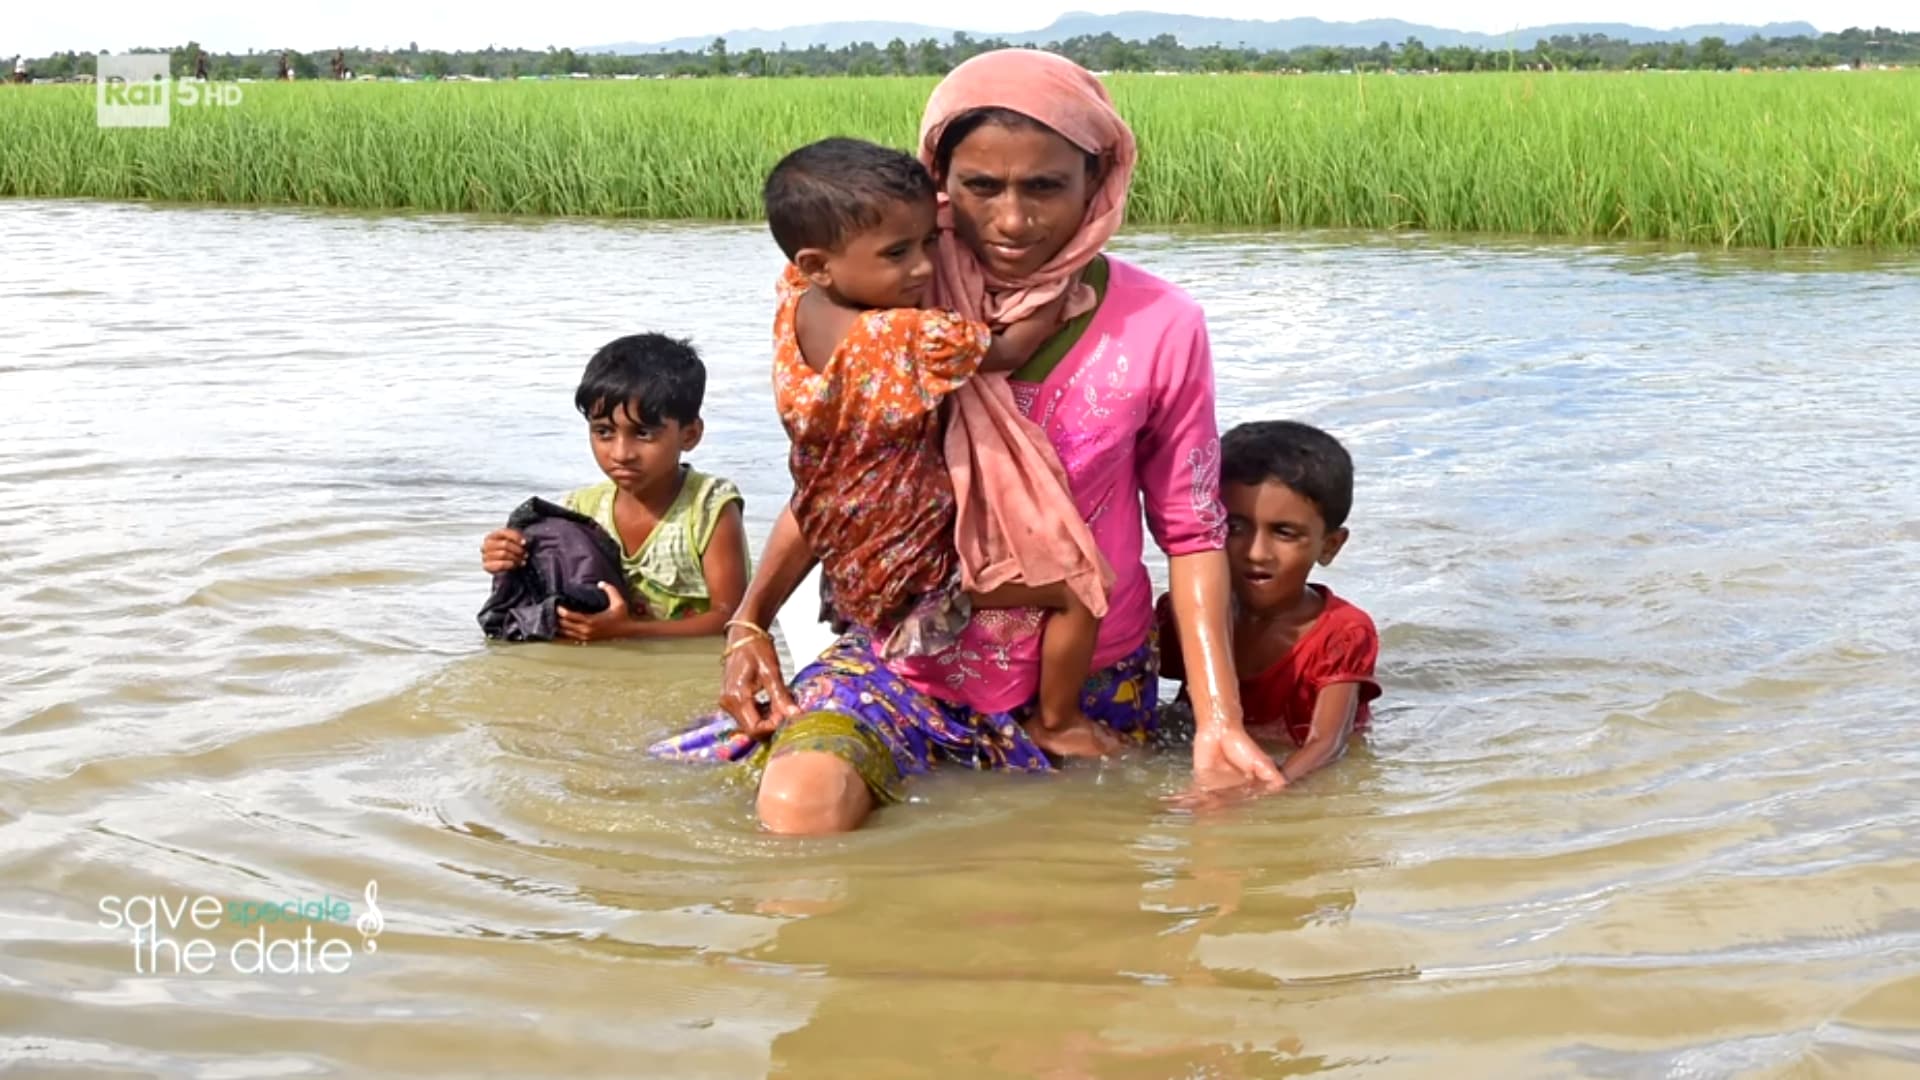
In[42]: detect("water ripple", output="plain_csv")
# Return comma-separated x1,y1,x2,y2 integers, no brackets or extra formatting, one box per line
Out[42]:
1,200,1917,1077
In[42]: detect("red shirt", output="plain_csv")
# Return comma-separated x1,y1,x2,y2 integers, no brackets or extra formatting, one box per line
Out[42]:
1158,585,1382,745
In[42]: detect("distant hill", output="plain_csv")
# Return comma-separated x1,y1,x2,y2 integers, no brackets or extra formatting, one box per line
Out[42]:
586,13,1822,54
601,20,956,54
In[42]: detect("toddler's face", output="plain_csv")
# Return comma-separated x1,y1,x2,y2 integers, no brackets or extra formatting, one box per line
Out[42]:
819,196,938,310
1222,480,1348,616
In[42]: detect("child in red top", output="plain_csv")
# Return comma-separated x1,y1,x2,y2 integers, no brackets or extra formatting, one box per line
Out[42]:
758,137,1116,758
1159,421,1381,786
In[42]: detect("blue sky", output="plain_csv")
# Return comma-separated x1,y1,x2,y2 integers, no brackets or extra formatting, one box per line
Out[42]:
10,0,1908,55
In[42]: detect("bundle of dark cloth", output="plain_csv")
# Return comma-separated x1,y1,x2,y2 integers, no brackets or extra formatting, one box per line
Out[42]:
477,497,636,642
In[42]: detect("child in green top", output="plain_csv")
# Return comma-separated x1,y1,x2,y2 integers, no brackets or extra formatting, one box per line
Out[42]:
480,333,748,642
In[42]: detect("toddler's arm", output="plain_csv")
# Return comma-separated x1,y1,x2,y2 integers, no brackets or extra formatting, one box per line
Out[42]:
981,295,1071,373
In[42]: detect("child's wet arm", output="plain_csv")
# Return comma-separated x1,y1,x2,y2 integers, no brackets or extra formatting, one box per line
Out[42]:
1278,683,1361,785
626,502,747,639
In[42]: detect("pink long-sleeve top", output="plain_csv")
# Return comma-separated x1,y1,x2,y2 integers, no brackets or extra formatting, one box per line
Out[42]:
890,256,1229,712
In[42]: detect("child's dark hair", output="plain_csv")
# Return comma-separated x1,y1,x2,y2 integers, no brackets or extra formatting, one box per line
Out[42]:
1221,421,1354,531
762,137,935,260
574,333,705,426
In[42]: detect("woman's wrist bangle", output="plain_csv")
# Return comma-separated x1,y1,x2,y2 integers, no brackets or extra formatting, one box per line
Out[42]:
722,620,773,660
724,618,772,641
721,635,766,660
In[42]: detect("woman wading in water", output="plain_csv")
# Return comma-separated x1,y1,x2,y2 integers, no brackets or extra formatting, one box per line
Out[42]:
718,50,1283,832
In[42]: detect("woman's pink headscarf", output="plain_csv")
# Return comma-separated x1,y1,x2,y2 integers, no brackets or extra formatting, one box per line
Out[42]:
918,49,1138,327
910,50,1136,625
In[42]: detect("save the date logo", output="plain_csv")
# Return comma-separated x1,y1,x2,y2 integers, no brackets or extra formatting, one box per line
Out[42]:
98,879,384,975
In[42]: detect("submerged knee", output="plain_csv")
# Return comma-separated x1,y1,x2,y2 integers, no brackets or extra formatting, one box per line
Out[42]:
757,756,869,835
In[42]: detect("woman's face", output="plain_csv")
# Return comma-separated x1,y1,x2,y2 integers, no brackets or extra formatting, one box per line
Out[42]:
942,121,1095,280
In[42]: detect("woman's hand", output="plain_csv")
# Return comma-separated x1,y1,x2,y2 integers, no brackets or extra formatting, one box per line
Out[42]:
556,583,644,643
716,503,818,738
1166,550,1285,792
480,528,526,573
719,632,798,739
1168,729,1286,811
1191,726,1286,792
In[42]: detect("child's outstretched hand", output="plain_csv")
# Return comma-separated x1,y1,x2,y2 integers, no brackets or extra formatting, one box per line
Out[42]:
481,528,527,574
556,582,646,643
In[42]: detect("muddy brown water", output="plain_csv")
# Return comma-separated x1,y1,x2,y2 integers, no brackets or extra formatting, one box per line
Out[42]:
3,200,1918,1077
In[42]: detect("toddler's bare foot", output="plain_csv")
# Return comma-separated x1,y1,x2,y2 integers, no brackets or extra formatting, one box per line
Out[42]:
1024,711,1125,758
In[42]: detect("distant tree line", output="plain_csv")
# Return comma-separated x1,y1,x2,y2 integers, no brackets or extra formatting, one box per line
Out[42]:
13,26,1917,82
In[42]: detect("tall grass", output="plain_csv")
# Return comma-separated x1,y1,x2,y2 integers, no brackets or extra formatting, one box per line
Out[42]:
3,72,1916,247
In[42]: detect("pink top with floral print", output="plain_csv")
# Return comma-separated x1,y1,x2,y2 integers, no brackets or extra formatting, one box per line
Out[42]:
891,257,1229,711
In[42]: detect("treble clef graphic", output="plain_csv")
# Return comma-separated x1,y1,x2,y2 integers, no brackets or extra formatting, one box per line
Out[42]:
357,879,384,953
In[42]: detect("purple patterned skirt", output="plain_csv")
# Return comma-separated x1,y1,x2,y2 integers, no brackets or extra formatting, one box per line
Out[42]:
649,628,1158,803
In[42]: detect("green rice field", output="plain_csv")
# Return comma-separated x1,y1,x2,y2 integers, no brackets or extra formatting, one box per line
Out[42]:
4,72,1917,247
